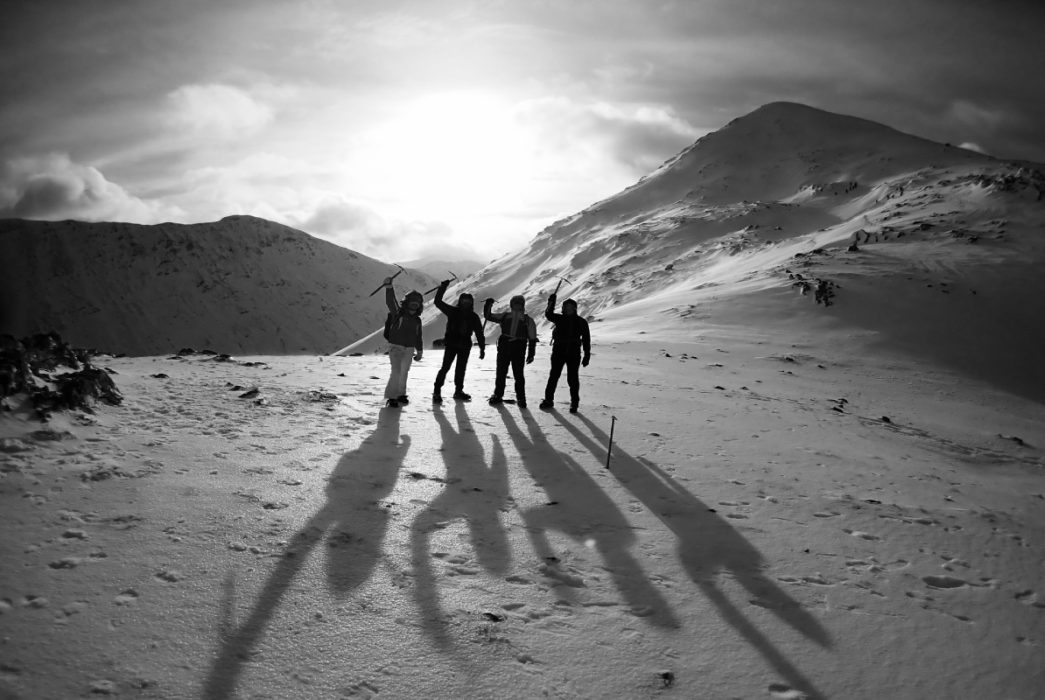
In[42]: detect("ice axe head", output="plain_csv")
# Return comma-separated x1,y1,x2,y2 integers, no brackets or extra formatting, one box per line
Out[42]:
553,275,571,295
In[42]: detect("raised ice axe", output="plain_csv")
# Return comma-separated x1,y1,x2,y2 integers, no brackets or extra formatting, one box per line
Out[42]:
424,271,458,296
552,275,572,295
368,263,405,297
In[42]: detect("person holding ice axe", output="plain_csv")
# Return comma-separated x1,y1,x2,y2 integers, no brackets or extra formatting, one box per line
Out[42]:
379,272,424,408
483,294,537,409
431,276,485,403
539,278,590,413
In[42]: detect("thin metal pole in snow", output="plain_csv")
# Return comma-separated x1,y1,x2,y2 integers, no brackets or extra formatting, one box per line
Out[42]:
605,415,617,469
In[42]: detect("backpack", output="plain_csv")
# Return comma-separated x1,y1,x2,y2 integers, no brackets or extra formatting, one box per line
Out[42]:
383,311,399,341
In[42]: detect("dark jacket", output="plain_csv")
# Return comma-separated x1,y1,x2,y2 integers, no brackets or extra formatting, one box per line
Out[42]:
545,296,590,356
483,303,537,357
385,287,423,351
435,286,485,349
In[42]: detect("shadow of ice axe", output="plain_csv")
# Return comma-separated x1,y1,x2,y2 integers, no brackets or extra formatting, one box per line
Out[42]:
368,264,405,297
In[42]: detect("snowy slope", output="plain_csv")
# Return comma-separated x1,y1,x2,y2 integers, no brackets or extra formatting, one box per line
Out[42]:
343,103,1045,403
0,216,436,356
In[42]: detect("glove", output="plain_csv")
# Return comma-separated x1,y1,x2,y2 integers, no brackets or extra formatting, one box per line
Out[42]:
526,353,534,365
383,277,393,286
582,354,590,367
484,297,495,306
549,293,557,304
479,347,486,360
414,350,423,361
440,279,451,288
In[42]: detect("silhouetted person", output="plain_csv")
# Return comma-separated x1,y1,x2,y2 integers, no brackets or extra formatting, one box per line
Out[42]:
382,279,423,407
539,293,590,413
432,279,485,403
483,295,536,409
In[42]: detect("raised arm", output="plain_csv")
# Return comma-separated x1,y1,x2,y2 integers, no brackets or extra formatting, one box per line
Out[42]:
384,282,398,313
545,293,561,323
483,298,501,323
434,280,454,315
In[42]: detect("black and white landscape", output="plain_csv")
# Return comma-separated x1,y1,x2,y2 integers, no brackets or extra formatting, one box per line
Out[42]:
3,98,1044,700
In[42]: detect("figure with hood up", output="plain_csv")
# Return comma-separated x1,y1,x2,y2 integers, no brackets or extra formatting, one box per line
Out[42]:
432,279,486,403
539,293,591,413
483,294,537,409
382,278,424,408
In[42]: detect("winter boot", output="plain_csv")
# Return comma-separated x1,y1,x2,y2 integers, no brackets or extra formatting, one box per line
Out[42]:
432,392,443,404
397,395,410,405
539,399,553,411
386,398,400,408
488,395,503,405
453,391,472,402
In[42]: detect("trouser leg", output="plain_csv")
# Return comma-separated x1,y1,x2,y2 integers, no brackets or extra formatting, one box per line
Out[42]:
565,353,581,405
453,345,472,391
385,345,413,399
510,345,526,401
545,352,566,402
434,346,455,391
493,344,510,398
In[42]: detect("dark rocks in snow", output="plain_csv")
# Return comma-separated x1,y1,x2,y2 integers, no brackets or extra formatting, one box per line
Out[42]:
0,332,122,419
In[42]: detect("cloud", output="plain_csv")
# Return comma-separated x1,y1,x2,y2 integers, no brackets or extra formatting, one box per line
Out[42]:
515,97,700,176
0,153,182,223
166,83,274,139
958,142,987,155
946,100,1012,133
290,197,458,263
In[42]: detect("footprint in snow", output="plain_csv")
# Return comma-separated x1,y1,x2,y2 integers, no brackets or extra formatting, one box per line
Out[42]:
768,682,810,699
114,589,139,605
922,575,967,589
1015,590,1045,607
843,528,881,541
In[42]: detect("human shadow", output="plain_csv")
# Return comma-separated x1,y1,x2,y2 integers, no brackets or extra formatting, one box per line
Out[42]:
559,412,830,700
203,408,407,699
411,402,513,647
494,405,679,628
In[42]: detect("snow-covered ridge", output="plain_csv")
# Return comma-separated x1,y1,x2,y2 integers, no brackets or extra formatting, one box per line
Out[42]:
0,215,436,355
389,103,1044,402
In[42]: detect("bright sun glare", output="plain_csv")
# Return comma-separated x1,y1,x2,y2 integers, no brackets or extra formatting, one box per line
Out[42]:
355,93,536,220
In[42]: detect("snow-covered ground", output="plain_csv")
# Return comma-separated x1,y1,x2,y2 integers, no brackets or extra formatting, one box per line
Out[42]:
4,101,1044,699
3,320,1043,698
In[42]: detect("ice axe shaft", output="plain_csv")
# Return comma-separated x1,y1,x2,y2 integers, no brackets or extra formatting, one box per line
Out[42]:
424,271,458,296
369,264,405,297
605,416,617,469
552,275,571,295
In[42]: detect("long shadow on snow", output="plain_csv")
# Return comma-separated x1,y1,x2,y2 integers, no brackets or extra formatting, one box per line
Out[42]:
494,404,679,628
411,401,513,647
560,412,831,700
202,408,406,700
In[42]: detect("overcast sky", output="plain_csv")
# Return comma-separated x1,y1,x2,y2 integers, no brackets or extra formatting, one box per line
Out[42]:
2,0,1043,263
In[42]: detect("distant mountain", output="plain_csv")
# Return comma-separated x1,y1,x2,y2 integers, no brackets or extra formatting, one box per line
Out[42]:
342,102,1045,402
398,257,487,279
0,215,437,355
